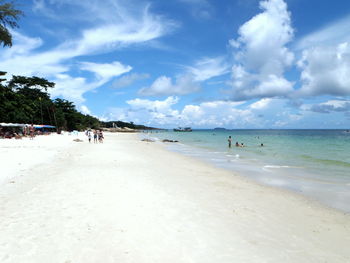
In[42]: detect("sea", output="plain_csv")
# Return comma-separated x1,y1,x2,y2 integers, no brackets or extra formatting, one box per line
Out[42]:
141,129,350,213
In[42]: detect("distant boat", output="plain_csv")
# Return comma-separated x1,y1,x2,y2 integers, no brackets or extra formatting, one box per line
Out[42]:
173,127,192,132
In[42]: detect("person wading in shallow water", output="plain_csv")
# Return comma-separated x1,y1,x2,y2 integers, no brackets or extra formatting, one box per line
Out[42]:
228,136,232,148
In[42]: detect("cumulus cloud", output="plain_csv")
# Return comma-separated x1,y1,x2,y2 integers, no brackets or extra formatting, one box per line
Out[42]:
228,0,294,100
103,95,350,128
119,96,181,125
104,97,255,128
181,100,252,127
138,75,200,96
139,56,228,96
297,42,350,97
292,11,350,98
127,96,179,111
309,100,350,114
112,73,150,89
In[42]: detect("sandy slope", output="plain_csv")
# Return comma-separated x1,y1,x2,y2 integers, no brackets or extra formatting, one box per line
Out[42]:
0,133,349,263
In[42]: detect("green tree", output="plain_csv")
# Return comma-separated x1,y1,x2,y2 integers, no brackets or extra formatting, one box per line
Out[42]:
0,0,23,47
6,75,55,123
1,73,101,131
8,75,55,91
52,99,100,131
0,73,54,123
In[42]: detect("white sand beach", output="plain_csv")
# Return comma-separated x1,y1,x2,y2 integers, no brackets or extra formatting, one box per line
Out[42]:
0,132,349,263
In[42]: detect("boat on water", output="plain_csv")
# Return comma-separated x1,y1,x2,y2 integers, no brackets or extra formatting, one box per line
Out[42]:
173,127,192,132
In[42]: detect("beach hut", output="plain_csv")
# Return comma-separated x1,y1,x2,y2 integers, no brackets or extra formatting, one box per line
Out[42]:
33,124,56,134
0,123,27,138
0,122,26,127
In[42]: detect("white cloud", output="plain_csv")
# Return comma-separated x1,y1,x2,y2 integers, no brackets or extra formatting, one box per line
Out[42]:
80,105,92,115
293,11,350,98
104,97,254,128
0,1,176,106
121,96,181,125
178,0,212,19
308,100,350,113
49,74,96,104
139,56,228,96
33,0,45,11
127,96,179,111
297,42,350,96
2,32,43,59
80,61,132,80
0,33,70,77
103,96,350,128
249,98,273,109
139,75,200,96
229,0,294,100
76,10,173,55
296,15,350,50
112,73,150,88
186,57,229,81
181,100,253,127
228,39,240,49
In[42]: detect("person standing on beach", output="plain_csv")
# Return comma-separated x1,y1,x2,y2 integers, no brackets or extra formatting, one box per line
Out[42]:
29,124,35,140
93,130,98,143
88,131,92,143
98,130,104,143
228,136,232,148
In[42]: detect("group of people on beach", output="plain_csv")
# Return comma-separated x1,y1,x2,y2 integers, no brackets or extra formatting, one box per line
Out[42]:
227,136,245,148
86,130,104,143
228,136,263,148
0,124,40,140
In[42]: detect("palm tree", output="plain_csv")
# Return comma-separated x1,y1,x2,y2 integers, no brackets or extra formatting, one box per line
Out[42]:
0,1,23,47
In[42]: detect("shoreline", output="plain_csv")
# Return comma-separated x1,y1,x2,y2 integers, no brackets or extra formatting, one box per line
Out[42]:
143,131,350,213
1,132,349,262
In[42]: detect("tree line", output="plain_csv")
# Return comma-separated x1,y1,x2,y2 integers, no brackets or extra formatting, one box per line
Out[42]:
0,72,100,131
0,72,158,131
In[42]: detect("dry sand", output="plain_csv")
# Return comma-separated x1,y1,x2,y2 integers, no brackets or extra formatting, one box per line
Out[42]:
0,132,349,263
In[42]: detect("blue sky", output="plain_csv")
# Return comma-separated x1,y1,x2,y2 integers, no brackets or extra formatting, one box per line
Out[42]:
1,0,350,128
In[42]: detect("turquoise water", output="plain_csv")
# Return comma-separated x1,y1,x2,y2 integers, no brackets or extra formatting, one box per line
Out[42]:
143,129,350,212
